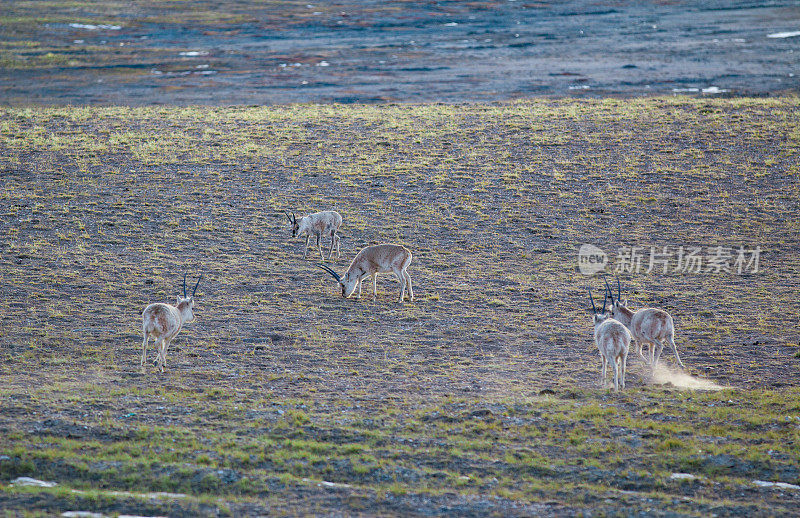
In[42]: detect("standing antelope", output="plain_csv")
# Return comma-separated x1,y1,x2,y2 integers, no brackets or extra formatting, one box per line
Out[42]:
285,210,342,261
318,244,414,302
589,288,631,392
141,273,202,373
605,276,685,369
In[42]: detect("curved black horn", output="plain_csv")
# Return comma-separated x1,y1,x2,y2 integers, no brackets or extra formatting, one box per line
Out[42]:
601,290,607,314
588,288,597,314
183,272,187,298
192,274,202,297
317,264,341,283
284,210,293,223
318,264,341,281
616,275,621,301
603,275,614,304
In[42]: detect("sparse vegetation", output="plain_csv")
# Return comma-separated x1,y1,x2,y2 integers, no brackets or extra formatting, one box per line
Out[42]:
0,98,799,515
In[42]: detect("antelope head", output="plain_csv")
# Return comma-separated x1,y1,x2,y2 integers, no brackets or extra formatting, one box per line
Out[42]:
604,275,629,311
177,272,202,322
284,211,300,238
317,264,357,298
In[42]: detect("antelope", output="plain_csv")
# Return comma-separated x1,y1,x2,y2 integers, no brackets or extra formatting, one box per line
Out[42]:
285,210,342,261
318,244,414,302
605,276,685,369
141,273,202,373
589,288,631,391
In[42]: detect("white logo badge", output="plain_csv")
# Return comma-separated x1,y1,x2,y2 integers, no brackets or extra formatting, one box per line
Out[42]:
578,244,608,276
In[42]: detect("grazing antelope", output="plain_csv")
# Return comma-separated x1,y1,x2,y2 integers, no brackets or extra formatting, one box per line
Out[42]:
318,244,414,302
605,276,685,369
285,210,342,261
589,288,631,392
141,274,202,373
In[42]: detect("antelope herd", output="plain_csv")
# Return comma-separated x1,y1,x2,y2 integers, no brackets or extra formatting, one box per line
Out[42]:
586,275,687,391
140,210,687,390
140,210,414,373
589,287,631,392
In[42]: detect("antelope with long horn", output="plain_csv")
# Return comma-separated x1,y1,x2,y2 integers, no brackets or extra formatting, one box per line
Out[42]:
318,244,414,302
284,210,342,261
590,287,631,392
605,276,685,369
141,273,202,373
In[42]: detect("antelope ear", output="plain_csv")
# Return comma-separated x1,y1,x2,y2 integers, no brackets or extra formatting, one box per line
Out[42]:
177,296,182,304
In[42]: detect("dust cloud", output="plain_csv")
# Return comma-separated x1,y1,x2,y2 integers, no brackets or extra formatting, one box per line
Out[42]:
650,364,727,391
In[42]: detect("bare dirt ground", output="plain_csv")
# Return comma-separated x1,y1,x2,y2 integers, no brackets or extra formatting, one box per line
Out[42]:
1,0,799,105
0,98,799,516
